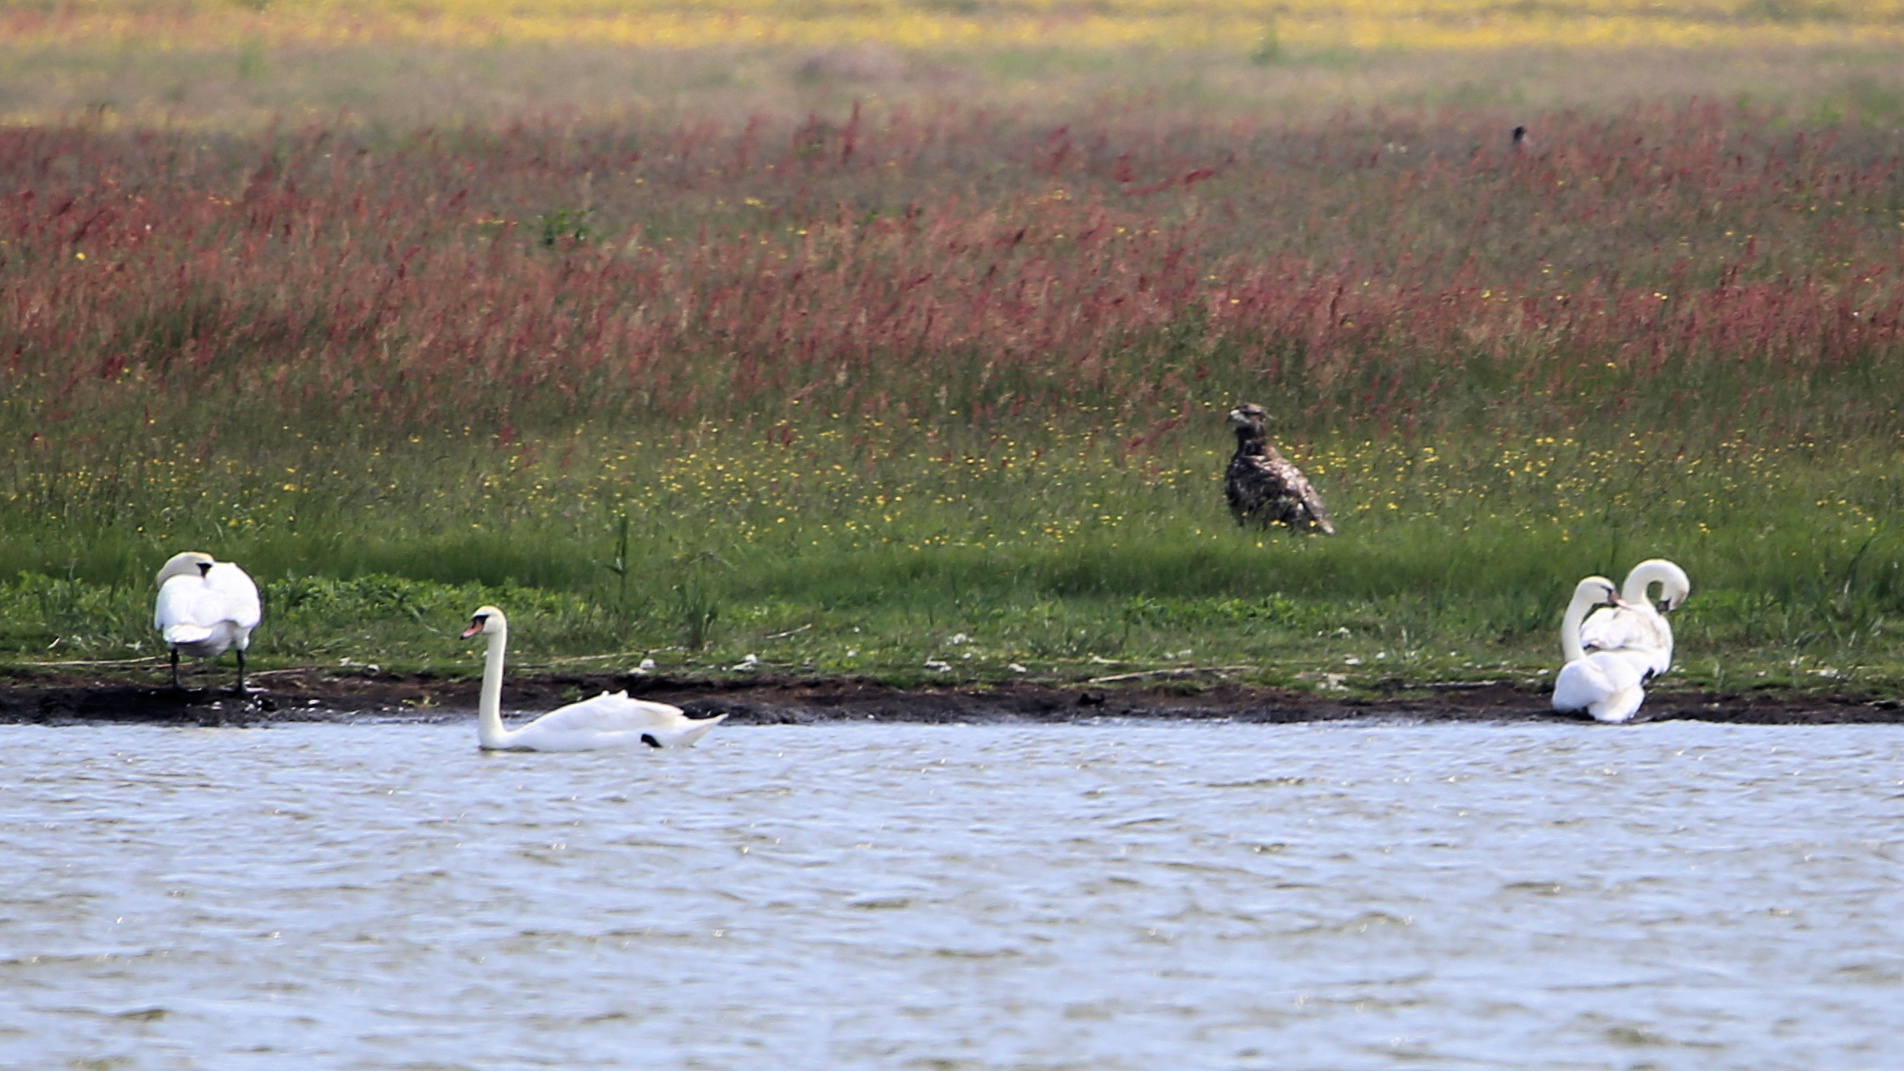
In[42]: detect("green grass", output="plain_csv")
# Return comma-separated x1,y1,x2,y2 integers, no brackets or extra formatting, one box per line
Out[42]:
4,418,1899,698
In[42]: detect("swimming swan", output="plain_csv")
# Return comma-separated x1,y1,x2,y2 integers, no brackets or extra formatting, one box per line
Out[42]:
1553,576,1651,724
462,605,725,751
154,551,262,690
1579,558,1690,677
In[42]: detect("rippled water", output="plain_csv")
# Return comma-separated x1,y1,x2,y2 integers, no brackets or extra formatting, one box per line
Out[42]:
3,719,1902,1069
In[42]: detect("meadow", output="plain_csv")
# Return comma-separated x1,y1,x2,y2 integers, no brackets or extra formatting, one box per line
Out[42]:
8,0,1904,54
1,10,1901,696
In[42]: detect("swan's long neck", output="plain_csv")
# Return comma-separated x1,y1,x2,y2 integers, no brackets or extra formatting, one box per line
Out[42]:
1622,560,1686,607
478,622,513,749
1623,564,1669,606
1621,571,1652,605
1560,591,1593,663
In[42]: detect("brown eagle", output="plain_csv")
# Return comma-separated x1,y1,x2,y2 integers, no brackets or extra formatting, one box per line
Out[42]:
1225,403,1336,535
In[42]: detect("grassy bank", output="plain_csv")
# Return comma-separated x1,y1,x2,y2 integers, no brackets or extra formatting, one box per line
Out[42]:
2,62,1901,696
4,424,1898,695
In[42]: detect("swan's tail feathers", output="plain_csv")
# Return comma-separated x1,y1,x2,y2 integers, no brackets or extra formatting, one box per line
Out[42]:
163,624,217,646
665,713,727,748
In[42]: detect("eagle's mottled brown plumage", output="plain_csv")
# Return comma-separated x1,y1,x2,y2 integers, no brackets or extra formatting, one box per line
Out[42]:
1224,403,1336,535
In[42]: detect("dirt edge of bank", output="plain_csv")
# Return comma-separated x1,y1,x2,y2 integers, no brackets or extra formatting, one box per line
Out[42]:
3,667,1899,726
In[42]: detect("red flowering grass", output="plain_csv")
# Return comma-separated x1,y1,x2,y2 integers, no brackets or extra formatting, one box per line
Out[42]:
3,102,1899,467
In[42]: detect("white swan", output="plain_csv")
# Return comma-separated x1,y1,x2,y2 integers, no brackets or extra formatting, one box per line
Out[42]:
153,551,262,690
462,605,725,751
1553,576,1652,724
1579,558,1690,677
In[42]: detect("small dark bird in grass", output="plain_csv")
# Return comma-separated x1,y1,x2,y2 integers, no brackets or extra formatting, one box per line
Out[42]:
1225,403,1336,535
1512,125,1529,152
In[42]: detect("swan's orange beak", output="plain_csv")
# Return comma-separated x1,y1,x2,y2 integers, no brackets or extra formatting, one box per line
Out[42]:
461,620,485,639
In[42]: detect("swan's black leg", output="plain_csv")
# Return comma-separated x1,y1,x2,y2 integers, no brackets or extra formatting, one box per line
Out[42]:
234,649,247,694
169,648,182,689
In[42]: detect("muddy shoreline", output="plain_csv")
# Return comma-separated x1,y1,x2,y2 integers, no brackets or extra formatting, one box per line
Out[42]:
2,667,1900,727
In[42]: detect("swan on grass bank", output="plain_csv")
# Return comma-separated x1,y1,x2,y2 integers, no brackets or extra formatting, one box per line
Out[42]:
1553,577,1653,724
462,605,725,752
1579,558,1691,677
153,551,261,691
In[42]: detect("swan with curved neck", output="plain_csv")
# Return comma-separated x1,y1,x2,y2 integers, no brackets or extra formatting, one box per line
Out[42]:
1579,558,1690,677
153,551,262,691
462,605,725,751
1554,576,1651,723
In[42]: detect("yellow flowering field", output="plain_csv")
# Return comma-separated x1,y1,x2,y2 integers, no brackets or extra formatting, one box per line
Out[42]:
4,0,1900,51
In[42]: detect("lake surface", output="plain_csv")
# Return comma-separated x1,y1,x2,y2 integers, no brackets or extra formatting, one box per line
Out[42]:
2,719,1901,1070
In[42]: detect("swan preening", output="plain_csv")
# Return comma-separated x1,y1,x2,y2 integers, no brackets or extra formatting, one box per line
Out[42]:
153,551,261,690
1554,561,1691,724
1579,558,1690,677
1553,577,1654,723
462,605,725,751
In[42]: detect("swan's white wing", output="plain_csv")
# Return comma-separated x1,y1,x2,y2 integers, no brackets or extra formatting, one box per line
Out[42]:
592,693,728,740
506,691,726,751
1581,604,1675,677
154,575,200,633
156,565,259,659
204,563,262,630
1554,651,1649,722
1589,681,1646,723
1653,628,1674,674
518,691,670,733
155,576,244,656
1579,605,1669,655
616,696,698,726
1552,659,1601,714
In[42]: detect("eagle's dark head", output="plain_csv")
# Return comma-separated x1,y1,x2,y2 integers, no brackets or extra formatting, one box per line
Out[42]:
1228,403,1269,437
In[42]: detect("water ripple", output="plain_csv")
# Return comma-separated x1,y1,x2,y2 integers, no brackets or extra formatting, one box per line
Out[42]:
0,720,1901,1068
